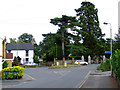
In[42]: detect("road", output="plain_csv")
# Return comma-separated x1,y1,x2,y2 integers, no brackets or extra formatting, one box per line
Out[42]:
3,64,99,88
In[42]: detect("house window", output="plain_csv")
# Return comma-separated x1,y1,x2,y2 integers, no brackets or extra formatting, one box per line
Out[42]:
26,58,29,62
8,50,11,53
26,50,29,56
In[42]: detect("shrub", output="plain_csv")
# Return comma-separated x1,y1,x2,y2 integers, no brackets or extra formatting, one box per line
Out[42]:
112,49,120,80
2,66,25,80
97,59,111,71
12,57,19,66
2,61,8,69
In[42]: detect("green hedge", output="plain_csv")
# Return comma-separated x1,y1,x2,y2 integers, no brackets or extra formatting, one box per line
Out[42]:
97,59,111,71
112,49,120,80
2,66,25,80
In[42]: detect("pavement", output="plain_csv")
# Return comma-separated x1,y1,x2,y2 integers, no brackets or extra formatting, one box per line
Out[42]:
1,73,34,88
81,70,120,89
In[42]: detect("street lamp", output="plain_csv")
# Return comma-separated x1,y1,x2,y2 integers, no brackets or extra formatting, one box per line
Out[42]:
103,22,113,76
103,22,112,58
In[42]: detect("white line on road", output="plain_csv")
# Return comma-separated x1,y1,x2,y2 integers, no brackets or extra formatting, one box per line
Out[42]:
74,70,91,88
24,73,36,80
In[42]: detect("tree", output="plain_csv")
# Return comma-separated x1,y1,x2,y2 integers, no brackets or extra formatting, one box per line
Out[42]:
50,15,76,59
41,33,57,61
74,1,105,58
18,33,35,43
33,55,39,64
114,31,120,50
9,38,17,43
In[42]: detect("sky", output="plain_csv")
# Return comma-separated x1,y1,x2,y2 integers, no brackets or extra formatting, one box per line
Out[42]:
0,0,119,44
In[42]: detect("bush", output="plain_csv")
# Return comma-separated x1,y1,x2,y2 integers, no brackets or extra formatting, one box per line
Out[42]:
112,49,120,80
2,61,8,69
97,59,111,71
12,57,19,66
2,66,25,80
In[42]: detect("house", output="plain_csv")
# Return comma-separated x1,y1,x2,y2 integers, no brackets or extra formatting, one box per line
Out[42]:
6,43,34,64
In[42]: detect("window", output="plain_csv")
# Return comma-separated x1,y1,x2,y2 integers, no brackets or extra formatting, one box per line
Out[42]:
26,50,29,56
8,50,11,53
26,58,29,62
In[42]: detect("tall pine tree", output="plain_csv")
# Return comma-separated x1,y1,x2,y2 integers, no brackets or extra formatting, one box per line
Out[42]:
75,1,105,59
50,15,76,60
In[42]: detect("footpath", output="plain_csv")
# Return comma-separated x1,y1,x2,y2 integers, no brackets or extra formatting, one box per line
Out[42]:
81,71,120,89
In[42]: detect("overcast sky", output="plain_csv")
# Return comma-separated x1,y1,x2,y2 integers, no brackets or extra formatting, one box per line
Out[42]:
0,0,119,44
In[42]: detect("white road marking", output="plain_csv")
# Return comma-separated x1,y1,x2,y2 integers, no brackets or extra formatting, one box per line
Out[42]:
74,71,91,88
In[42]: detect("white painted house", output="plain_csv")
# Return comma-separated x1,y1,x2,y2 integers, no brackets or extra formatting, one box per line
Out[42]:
6,43,34,64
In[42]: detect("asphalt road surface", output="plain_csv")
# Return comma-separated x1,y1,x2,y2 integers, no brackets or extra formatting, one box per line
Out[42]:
3,64,99,88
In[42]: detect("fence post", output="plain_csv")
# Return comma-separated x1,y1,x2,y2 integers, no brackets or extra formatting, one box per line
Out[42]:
72,58,74,64
54,58,56,65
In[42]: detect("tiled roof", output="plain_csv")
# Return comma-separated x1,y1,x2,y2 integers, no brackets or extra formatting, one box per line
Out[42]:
6,43,34,50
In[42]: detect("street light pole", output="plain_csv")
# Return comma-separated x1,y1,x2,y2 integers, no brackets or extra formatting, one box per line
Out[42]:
103,22,112,58
110,23,112,59
103,22,113,76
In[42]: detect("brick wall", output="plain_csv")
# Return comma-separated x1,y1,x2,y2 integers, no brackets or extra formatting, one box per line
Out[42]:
6,53,13,59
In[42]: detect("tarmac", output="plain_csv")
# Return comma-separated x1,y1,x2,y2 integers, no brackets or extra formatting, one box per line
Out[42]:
1,73,34,88
1,70,120,89
81,70,120,89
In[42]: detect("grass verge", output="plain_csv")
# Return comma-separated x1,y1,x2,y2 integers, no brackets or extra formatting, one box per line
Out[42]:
49,64,83,69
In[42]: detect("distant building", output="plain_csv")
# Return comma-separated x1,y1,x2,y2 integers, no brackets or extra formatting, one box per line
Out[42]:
6,43,34,64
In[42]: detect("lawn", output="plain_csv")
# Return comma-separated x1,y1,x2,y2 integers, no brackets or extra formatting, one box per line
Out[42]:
49,64,83,69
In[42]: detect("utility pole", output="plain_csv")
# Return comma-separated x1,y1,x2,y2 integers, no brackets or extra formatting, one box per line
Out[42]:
103,22,113,76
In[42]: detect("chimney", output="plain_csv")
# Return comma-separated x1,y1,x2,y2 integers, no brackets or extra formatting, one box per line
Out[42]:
32,37,34,45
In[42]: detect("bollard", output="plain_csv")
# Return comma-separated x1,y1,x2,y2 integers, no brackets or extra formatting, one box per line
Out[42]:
64,61,67,67
56,62,59,66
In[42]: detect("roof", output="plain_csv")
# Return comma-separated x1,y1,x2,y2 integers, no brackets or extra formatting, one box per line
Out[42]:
6,43,34,50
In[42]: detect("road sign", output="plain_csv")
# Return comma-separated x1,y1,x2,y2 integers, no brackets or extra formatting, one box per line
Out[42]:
105,51,111,54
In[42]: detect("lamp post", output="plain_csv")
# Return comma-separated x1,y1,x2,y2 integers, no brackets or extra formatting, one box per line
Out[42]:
103,22,112,58
103,22,113,76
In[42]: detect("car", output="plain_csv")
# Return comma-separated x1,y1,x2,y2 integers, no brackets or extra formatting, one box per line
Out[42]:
74,60,88,65
24,62,38,66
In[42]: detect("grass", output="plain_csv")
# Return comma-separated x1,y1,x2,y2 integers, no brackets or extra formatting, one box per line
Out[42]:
49,64,83,69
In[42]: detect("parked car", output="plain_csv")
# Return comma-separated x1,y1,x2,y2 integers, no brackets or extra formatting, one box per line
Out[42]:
23,62,38,66
74,60,88,65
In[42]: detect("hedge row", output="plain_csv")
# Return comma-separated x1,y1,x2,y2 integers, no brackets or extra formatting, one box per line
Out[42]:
112,49,120,80
2,66,25,80
97,59,111,71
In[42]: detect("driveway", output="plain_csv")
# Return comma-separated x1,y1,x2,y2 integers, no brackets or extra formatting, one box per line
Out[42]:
2,64,99,88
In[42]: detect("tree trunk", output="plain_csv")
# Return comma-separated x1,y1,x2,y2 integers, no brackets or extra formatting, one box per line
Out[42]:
62,32,64,58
